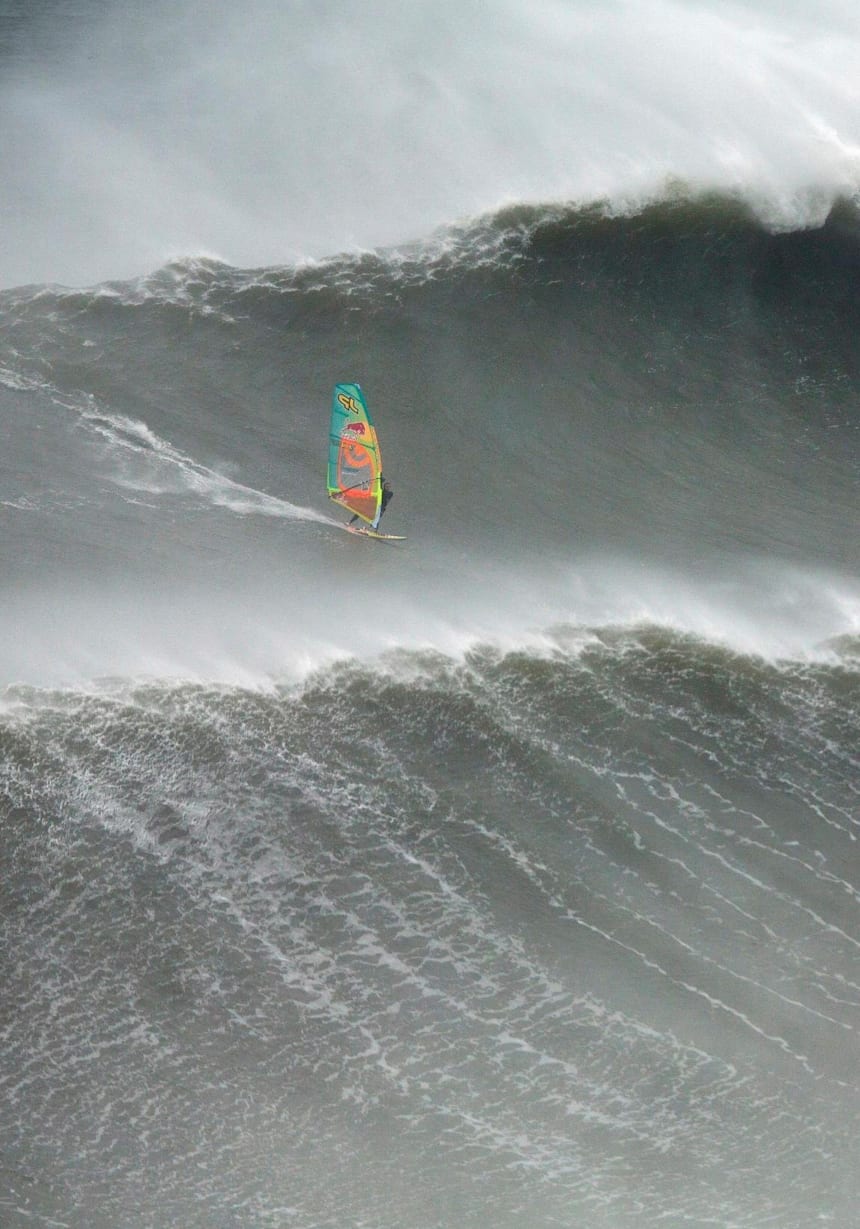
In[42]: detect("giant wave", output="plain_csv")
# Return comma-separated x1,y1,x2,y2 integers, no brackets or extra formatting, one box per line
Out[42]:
2,2,860,1224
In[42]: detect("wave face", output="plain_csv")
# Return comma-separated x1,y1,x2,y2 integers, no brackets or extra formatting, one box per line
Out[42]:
2,179,860,1229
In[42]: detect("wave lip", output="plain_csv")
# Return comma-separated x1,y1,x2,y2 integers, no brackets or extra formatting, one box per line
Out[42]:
3,0,860,288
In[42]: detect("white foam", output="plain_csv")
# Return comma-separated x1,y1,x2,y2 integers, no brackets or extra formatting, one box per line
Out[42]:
0,365,47,392
1,550,856,692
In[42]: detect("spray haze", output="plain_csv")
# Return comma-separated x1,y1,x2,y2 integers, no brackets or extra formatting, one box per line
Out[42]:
2,0,860,288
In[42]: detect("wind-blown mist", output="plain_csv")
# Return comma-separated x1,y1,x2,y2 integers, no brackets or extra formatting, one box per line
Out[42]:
2,0,860,288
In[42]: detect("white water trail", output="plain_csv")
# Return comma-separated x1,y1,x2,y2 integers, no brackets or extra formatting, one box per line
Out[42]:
80,406,331,523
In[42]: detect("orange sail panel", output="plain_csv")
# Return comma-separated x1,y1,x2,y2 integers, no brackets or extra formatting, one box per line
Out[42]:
327,383,382,523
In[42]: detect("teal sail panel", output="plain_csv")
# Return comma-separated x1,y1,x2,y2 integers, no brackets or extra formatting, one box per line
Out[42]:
327,383,382,524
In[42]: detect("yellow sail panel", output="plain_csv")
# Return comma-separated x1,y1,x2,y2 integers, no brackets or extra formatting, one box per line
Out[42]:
327,383,382,523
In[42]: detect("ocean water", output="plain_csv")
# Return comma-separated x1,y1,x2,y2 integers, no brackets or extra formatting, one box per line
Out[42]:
1,3,859,1227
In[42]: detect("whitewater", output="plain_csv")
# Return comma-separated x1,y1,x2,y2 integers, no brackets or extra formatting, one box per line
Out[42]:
1,2,859,1227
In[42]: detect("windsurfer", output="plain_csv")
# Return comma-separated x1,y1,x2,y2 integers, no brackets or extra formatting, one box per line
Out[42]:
349,476,393,529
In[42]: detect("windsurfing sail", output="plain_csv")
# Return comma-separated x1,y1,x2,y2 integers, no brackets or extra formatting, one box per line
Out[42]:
327,383,383,525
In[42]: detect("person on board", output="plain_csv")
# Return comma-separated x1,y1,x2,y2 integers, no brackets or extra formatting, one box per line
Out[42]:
348,476,393,530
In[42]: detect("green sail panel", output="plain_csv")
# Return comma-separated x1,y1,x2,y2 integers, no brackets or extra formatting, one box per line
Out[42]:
327,383,382,524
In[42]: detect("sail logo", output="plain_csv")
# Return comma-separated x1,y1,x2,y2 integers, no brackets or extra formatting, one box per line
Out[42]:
337,392,362,415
